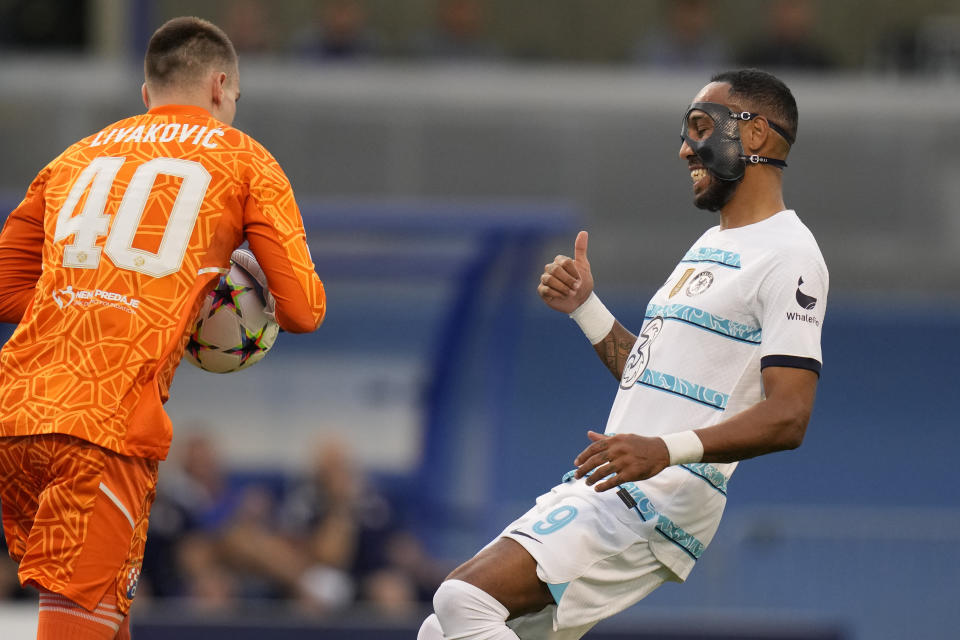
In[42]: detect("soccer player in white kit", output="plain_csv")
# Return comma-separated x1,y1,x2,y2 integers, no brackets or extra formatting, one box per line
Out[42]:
418,69,828,640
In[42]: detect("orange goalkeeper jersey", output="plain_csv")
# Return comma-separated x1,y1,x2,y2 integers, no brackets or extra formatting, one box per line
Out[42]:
0,105,326,460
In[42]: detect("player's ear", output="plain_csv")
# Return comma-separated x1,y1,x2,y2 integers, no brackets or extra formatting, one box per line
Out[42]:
210,71,227,107
742,117,768,154
141,83,150,109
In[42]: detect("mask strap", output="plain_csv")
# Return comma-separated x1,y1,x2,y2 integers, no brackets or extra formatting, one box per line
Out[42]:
732,111,795,146
731,111,790,170
740,154,787,169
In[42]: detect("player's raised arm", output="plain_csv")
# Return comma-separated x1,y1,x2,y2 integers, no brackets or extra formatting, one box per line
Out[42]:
0,170,46,323
242,154,325,334
539,231,638,380
537,230,593,313
589,322,640,381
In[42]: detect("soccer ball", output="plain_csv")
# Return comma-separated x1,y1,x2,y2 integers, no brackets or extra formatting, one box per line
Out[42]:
183,261,279,373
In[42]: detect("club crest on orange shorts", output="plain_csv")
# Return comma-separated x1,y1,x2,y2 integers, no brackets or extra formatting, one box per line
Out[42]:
0,434,158,614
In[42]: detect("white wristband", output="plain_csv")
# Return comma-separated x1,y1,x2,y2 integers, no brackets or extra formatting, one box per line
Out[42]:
568,292,615,344
659,431,704,466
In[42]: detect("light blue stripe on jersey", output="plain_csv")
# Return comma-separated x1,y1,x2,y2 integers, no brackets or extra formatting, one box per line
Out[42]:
680,247,741,269
680,463,728,494
646,303,761,344
619,481,705,560
547,582,570,604
638,369,729,411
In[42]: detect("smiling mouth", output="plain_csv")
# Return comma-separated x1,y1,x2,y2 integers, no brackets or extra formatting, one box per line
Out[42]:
690,167,708,184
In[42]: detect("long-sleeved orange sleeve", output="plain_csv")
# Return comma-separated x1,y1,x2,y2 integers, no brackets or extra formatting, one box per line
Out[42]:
242,154,325,334
0,169,46,324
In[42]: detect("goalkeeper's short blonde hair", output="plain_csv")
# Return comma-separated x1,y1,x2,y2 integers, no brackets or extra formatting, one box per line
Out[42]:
144,16,238,91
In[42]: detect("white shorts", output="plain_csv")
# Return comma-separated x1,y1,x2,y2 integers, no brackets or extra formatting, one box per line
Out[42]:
490,478,681,633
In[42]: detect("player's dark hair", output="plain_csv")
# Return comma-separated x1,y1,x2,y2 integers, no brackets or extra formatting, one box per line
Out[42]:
144,17,237,89
710,69,798,145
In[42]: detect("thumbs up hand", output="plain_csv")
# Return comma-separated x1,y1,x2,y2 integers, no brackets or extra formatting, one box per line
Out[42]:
537,230,595,314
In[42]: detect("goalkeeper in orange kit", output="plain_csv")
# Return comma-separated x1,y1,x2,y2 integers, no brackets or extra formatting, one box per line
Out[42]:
0,16,326,639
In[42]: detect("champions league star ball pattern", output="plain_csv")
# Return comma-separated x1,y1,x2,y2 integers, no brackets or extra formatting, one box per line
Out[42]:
184,262,279,373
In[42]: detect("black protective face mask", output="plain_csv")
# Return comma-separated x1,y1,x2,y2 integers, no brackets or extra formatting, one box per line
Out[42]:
680,101,791,182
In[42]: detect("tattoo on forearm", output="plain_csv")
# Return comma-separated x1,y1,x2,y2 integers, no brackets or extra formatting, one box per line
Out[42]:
593,323,636,380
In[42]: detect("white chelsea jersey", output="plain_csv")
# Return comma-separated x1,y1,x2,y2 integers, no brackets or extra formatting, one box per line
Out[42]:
604,209,828,578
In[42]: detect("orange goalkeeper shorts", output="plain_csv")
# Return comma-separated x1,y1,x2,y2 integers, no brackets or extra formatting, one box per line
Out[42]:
0,434,158,614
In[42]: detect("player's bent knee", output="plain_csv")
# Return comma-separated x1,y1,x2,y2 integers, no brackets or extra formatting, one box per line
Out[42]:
418,613,444,640
433,579,511,636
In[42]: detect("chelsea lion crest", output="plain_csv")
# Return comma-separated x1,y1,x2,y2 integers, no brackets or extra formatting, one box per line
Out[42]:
685,271,714,296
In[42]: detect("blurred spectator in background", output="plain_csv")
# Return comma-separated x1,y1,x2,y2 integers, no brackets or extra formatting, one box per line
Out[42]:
291,0,380,61
221,0,275,54
141,428,445,615
633,0,730,70
279,435,447,616
143,428,318,609
0,0,87,51
870,25,925,74
141,428,244,605
871,14,960,76
413,0,502,60
738,0,835,70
